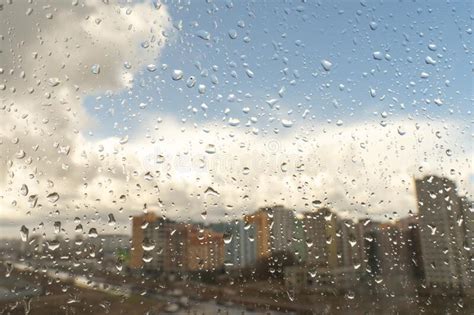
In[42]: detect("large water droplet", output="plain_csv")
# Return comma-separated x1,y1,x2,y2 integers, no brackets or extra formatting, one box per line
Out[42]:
91,64,101,75
320,59,333,71
172,70,184,81
108,213,116,226
47,240,60,251
223,233,233,244
204,186,220,197
20,184,29,196
425,56,437,65
88,228,98,238
20,225,29,242
47,192,60,203
54,221,61,234
196,30,210,40
281,119,293,128
205,144,216,154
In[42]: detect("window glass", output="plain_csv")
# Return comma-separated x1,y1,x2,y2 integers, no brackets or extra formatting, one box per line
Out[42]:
0,0,472,314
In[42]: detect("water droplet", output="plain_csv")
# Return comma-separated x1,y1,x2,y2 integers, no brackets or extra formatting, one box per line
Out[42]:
46,192,60,203
115,261,123,271
420,72,429,79
205,144,216,154
91,64,100,75
47,77,61,87
228,29,238,39
186,76,196,88
20,184,29,196
119,136,129,144
266,98,279,108
397,126,406,136
108,213,116,226
204,186,220,197
54,221,61,234
369,88,376,98
88,228,98,238
75,224,83,233
16,150,26,159
223,233,233,244
286,290,295,302
198,84,206,94
196,30,210,40
281,119,293,128
228,117,240,126
47,240,60,251
346,291,355,300
373,51,383,60
320,59,333,71
146,64,157,72
142,241,155,251
369,21,378,30
144,171,153,181
245,68,254,78
20,225,29,242
425,56,437,65
446,149,452,157
5,262,13,278
172,69,184,81
28,195,38,208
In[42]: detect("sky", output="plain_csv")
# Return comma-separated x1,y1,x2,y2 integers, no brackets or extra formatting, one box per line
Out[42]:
0,0,472,238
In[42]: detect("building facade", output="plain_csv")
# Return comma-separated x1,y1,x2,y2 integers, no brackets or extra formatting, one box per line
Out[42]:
415,175,471,292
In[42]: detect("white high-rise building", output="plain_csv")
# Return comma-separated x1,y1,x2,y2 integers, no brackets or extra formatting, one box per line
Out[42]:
415,175,471,292
224,220,257,268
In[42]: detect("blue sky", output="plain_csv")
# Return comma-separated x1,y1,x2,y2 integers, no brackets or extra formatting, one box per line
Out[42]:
84,0,472,139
